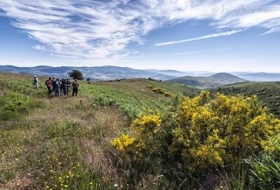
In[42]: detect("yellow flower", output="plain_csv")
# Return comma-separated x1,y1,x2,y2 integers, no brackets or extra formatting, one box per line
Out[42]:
111,134,136,152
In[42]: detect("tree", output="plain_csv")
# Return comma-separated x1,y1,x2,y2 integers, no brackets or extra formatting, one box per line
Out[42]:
68,70,83,80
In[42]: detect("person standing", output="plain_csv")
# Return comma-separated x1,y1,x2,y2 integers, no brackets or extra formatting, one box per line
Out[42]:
33,75,39,89
72,79,79,96
65,78,71,96
45,77,53,97
54,78,60,97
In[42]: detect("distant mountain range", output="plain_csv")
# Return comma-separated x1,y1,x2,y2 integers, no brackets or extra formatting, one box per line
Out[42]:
0,65,187,81
168,73,247,88
0,65,280,84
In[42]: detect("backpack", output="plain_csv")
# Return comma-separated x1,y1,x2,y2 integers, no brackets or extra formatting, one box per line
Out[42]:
33,77,38,83
54,80,60,88
45,80,48,86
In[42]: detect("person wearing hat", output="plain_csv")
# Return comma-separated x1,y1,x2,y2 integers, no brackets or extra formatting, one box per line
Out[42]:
71,79,79,96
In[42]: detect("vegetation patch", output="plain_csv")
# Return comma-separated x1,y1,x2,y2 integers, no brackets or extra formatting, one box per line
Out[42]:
111,91,280,189
146,85,173,97
2,72,280,189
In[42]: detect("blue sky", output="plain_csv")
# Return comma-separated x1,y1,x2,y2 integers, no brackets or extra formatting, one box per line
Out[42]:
0,0,279,72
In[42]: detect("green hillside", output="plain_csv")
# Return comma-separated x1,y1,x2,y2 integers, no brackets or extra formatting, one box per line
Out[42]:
83,78,198,119
2,72,280,189
0,72,198,189
169,72,247,89
210,81,280,117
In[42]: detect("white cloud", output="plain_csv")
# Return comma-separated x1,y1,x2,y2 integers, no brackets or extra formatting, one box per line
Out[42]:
0,0,279,62
155,30,242,46
165,48,230,56
214,4,280,29
33,45,46,50
262,26,280,35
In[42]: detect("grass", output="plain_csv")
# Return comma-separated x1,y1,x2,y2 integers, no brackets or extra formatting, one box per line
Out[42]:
81,78,198,120
0,96,125,189
0,72,197,189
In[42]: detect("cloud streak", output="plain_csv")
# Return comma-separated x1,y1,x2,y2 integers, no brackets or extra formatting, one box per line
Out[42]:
155,30,242,46
0,0,279,63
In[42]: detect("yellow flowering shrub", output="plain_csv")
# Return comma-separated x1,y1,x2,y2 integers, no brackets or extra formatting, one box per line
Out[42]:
111,91,280,175
132,114,162,135
170,91,280,170
111,113,162,159
110,134,136,152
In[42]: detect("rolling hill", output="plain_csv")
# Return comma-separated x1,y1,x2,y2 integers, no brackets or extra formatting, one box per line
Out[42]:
168,72,247,88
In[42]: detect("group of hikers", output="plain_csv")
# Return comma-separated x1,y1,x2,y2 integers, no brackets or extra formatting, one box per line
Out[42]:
33,75,79,97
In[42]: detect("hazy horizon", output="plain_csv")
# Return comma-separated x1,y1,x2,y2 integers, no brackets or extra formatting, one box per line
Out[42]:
2,64,280,75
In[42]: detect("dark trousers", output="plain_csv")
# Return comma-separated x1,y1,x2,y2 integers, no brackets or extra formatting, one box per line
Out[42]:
72,88,78,96
47,86,52,97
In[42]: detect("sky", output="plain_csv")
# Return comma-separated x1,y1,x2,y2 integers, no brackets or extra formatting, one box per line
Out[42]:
0,0,279,72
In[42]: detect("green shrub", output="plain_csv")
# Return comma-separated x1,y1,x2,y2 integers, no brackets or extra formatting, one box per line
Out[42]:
0,92,42,121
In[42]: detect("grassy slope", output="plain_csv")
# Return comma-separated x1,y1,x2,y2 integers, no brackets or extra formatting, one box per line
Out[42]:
210,81,280,118
0,72,198,189
81,78,198,119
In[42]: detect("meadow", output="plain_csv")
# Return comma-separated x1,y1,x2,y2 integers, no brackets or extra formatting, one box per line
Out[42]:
0,72,196,189
1,72,280,189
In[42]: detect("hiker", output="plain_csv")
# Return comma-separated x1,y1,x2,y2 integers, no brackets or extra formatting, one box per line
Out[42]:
52,77,56,94
33,75,39,89
54,78,60,97
65,78,71,96
60,78,66,96
45,77,53,97
72,79,79,96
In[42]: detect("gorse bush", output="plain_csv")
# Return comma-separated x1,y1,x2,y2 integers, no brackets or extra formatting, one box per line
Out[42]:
170,91,280,170
147,85,174,97
111,91,280,188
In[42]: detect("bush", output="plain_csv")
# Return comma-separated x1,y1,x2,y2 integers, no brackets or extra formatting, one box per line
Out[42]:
0,92,42,121
110,91,280,188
